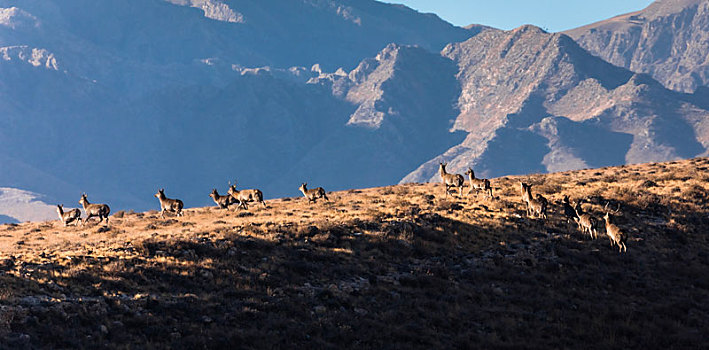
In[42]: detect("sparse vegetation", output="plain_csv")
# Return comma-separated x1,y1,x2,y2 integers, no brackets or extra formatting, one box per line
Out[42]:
0,158,708,348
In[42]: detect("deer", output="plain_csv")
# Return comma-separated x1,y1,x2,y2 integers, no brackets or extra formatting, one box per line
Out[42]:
209,188,233,209
573,200,598,239
561,195,577,224
78,193,110,225
56,204,82,227
228,180,266,210
519,182,547,219
439,162,464,198
603,203,627,253
154,188,184,218
535,193,548,210
464,168,493,199
298,183,329,204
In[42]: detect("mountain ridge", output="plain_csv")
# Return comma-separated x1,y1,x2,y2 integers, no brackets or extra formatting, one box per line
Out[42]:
565,0,709,93
401,23,709,183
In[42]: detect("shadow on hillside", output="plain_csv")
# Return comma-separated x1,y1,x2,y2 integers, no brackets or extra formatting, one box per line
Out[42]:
1,210,707,349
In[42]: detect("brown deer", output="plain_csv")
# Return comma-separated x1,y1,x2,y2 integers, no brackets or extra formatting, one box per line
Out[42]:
519,182,547,219
561,195,577,224
439,162,464,198
464,168,493,199
56,204,82,227
78,193,110,224
298,183,329,204
209,188,233,209
154,188,184,218
574,200,598,239
228,180,266,210
603,203,627,253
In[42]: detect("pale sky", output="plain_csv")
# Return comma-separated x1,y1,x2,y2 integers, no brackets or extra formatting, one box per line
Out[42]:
386,0,655,32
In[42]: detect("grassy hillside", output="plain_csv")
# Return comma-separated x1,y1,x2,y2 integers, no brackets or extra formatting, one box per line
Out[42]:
1,158,708,348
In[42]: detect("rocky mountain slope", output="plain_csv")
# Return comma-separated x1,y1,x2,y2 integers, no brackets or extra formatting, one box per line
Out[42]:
565,0,709,93
0,0,476,217
1,158,707,348
4,0,709,223
403,25,709,183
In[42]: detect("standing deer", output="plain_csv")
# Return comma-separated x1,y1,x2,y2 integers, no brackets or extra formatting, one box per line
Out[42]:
56,204,82,227
209,188,233,209
603,203,627,253
519,182,547,219
78,193,110,224
228,181,266,210
298,183,329,204
154,188,184,218
574,201,598,239
439,162,464,198
561,195,577,224
464,168,493,199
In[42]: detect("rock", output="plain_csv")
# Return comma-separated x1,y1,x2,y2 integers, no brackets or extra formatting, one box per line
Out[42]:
20,296,40,306
566,1,709,93
354,308,368,316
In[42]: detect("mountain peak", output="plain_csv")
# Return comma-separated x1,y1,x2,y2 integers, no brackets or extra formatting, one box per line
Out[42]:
510,24,548,34
566,0,709,93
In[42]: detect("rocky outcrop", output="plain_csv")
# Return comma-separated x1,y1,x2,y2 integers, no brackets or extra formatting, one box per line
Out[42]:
403,25,709,183
566,0,709,93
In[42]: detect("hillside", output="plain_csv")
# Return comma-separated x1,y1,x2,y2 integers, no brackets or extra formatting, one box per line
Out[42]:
1,158,707,348
565,0,709,93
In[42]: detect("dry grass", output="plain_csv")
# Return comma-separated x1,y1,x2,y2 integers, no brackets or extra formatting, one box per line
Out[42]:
0,158,708,348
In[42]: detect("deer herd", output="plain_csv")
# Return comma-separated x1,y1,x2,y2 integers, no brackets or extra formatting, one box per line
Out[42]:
53,163,628,254
57,180,330,223
440,162,628,253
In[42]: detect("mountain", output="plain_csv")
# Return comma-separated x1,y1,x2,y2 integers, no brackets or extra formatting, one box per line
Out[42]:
0,0,477,215
402,25,709,182
0,187,55,223
565,0,709,93
4,0,709,220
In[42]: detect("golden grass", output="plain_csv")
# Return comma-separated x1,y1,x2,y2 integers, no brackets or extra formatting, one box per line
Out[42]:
0,157,708,348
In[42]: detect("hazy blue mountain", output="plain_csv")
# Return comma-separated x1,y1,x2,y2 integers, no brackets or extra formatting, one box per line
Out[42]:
0,0,475,216
0,215,18,224
565,0,709,93
3,0,709,222
402,25,709,182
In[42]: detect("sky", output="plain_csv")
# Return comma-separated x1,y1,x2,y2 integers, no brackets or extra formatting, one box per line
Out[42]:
386,0,655,32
